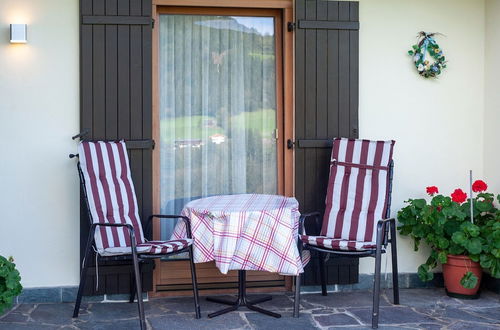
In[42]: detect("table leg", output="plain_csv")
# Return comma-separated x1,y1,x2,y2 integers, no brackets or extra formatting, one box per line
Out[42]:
207,270,281,318
206,296,238,306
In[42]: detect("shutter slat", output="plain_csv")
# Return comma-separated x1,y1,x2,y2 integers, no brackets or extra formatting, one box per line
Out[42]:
298,20,359,30
82,16,152,25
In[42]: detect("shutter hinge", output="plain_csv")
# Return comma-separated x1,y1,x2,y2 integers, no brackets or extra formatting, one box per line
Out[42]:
352,128,358,138
151,18,155,29
287,139,295,149
287,22,296,32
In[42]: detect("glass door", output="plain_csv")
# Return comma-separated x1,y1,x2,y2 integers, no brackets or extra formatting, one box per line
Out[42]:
158,9,282,240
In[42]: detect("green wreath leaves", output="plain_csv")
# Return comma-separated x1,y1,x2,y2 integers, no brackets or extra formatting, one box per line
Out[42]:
408,32,447,78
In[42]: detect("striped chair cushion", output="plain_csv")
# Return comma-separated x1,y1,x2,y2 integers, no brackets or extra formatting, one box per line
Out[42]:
99,239,193,256
300,235,377,251
79,141,192,256
303,138,394,251
137,239,193,255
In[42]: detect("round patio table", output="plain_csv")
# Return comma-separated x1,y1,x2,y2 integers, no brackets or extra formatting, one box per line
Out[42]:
171,193,306,318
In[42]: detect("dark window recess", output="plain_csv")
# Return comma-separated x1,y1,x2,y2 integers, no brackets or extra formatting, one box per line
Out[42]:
294,0,360,286
79,0,153,295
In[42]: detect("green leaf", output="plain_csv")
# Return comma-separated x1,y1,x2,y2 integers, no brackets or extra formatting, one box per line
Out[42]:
437,237,449,249
480,254,493,268
461,222,480,237
417,264,434,282
448,243,465,255
444,220,461,236
469,254,480,262
413,199,427,209
408,50,414,55
452,232,467,245
465,238,482,254
437,251,448,264
460,271,478,289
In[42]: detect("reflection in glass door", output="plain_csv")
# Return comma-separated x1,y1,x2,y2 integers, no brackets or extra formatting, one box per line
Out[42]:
159,13,279,240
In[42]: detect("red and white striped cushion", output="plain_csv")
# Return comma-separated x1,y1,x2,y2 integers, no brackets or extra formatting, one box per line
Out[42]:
300,235,376,251
303,138,394,251
79,141,192,256
137,239,193,254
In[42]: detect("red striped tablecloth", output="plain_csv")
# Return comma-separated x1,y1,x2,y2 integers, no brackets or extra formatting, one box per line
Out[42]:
171,194,309,276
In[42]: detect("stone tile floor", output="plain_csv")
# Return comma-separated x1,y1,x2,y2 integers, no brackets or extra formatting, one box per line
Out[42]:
0,288,499,329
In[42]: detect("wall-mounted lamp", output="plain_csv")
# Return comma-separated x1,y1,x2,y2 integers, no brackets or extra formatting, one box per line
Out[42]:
10,24,27,43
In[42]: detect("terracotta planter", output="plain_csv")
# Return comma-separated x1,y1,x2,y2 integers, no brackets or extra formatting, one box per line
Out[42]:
442,254,482,299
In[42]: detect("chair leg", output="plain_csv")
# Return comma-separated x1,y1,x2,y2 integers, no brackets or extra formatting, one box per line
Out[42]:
318,252,327,296
129,274,136,303
129,263,141,303
131,249,146,330
293,274,301,318
372,228,384,329
188,245,201,319
390,221,400,305
73,231,94,318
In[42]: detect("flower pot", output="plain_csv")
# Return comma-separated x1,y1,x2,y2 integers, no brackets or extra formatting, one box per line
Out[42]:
442,255,482,299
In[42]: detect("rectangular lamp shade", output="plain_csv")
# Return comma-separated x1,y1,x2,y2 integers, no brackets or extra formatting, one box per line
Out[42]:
10,24,27,43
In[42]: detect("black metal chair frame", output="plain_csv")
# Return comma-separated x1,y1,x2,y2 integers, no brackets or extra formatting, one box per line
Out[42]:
293,161,399,329
71,149,201,330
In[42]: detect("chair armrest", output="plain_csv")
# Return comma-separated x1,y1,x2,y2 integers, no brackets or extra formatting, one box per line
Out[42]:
298,211,322,236
376,217,395,231
146,215,192,239
90,223,134,230
89,223,138,250
376,218,396,245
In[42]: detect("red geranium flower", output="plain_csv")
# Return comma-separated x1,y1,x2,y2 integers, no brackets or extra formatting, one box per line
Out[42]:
426,186,439,196
472,180,488,193
451,189,467,204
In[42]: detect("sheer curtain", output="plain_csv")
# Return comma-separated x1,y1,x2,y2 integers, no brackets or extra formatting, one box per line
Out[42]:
159,14,278,240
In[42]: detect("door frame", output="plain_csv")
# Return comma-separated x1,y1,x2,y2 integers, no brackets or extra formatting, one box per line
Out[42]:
151,0,294,297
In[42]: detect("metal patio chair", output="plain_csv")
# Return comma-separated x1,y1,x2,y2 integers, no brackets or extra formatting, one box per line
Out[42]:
293,138,399,329
71,140,201,329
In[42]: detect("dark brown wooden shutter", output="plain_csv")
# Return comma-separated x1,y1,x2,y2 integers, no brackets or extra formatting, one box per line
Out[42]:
294,0,360,286
79,0,153,295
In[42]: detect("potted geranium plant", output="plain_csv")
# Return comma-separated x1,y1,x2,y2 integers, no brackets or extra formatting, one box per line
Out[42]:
0,256,22,315
397,180,500,298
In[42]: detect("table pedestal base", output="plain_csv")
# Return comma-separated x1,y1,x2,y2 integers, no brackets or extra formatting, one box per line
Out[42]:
207,270,281,318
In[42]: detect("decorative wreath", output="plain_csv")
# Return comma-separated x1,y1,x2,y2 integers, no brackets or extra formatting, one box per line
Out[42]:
408,32,447,78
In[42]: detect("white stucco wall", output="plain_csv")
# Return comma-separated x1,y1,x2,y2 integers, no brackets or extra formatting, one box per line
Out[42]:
484,0,500,193
357,0,485,275
0,0,493,288
0,0,80,287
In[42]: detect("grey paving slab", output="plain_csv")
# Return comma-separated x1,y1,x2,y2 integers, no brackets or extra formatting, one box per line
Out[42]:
300,291,391,309
348,306,440,325
0,323,56,329
446,321,500,329
422,306,500,325
245,312,315,329
148,312,249,330
0,288,498,330
313,312,362,326
81,302,140,321
76,319,141,330
0,312,30,323
466,307,500,323
30,303,80,325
